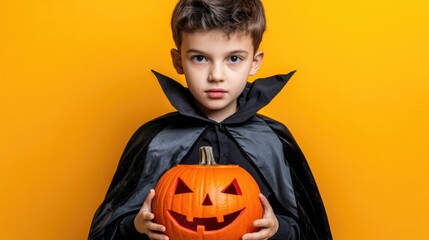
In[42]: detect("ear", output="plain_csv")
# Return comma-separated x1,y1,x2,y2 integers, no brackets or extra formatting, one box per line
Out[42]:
249,50,264,76
171,48,184,74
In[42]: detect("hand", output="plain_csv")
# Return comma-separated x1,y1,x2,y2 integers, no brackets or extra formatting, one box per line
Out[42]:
242,194,279,240
134,189,169,240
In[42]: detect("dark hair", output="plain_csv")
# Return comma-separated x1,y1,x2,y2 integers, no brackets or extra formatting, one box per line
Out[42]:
171,0,266,52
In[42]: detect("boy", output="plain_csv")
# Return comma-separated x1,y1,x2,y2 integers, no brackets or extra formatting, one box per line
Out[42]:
89,0,332,239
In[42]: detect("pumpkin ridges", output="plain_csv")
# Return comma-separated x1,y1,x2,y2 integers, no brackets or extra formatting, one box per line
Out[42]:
187,166,199,219
152,147,263,240
156,166,176,232
154,168,167,224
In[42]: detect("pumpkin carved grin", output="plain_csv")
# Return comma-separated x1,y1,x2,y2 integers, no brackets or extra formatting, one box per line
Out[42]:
168,208,245,231
153,146,263,239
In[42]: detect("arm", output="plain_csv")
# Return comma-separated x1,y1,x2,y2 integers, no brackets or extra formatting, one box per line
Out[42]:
269,193,301,240
88,115,175,239
260,114,332,239
111,189,168,240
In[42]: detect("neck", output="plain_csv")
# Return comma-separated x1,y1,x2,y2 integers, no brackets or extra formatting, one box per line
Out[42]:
195,102,237,123
206,113,230,123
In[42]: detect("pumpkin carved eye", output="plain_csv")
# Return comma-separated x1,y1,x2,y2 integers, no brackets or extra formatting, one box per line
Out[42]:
173,177,193,194
152,147,263,239
221,178,242,195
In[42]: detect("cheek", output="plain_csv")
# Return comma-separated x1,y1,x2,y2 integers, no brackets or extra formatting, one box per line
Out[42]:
185,73,202,90
231,78,248,95
186,80,204,97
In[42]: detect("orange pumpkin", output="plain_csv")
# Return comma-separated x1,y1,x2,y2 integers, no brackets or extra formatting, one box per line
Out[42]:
152,146,263,240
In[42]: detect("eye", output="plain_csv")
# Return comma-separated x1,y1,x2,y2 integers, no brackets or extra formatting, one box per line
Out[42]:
227,56,242,63
221,179,242,195
192,55,208,63
173,177,193,194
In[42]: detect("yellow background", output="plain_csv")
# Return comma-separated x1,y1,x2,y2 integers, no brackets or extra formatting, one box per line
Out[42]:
1,0,428,239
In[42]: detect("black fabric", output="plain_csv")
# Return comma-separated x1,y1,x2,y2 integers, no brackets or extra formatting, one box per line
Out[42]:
88,71,332,240
179,124,300,239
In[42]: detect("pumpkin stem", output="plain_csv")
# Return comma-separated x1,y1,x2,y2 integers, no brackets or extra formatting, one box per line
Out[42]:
199,146,217,165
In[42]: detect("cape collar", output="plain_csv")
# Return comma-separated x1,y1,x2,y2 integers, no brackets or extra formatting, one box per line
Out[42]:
152,70,296,124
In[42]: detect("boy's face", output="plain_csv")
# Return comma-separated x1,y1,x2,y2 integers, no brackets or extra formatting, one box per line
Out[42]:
171,30,264,122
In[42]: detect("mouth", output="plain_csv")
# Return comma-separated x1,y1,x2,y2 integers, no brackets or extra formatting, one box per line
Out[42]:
205,89,227,99
168,208,245,232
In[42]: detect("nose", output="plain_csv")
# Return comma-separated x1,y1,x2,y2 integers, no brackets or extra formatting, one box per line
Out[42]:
208,63,224,82
202,193,213,206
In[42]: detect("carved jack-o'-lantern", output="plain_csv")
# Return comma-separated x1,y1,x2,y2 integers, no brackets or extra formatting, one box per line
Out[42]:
152,146,263,240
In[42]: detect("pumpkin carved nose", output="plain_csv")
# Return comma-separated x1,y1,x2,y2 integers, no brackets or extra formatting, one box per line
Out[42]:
202,193,213,206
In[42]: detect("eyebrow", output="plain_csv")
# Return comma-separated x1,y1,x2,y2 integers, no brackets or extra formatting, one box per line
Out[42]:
186,49,249,55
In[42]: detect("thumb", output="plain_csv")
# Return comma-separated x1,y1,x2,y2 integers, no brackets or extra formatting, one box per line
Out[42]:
259,193,274,217
142,189,155,212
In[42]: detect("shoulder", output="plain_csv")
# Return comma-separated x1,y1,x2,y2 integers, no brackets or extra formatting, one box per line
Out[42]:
121,112,182,153
128,112,207,145
256,114,301,150
131,112,180,136
256,114,291,135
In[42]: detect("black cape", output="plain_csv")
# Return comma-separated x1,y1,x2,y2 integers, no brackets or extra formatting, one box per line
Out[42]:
89,71,332,239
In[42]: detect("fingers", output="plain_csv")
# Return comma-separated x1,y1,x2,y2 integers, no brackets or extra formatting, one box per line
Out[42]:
145,222,167,235
139,216,164,232
134,210,154,233
242,228,270,240
143,219,168,240
141,210,155,221
135,189,168,237
241,194,278,240
253,218,275,228
135,210,168,239
242,219,275,240
147,231,169,240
